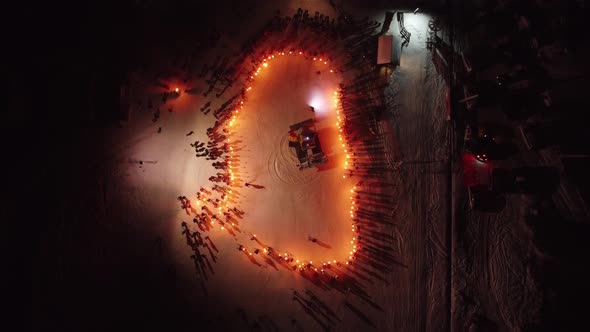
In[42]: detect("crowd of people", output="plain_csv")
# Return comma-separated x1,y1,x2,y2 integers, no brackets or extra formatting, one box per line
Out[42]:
190,140,207,157
165,6,398,292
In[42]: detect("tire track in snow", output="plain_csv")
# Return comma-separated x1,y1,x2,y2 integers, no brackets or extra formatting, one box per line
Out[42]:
267,131,319,185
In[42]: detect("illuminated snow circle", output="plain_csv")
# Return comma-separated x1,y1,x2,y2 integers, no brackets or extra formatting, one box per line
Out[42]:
184,50,360,277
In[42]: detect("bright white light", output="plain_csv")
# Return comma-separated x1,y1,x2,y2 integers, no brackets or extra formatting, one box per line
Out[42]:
402,12,431,34
308,89,328,113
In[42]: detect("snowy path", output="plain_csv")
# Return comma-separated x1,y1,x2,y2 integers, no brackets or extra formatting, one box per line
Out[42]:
373,12,450,332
